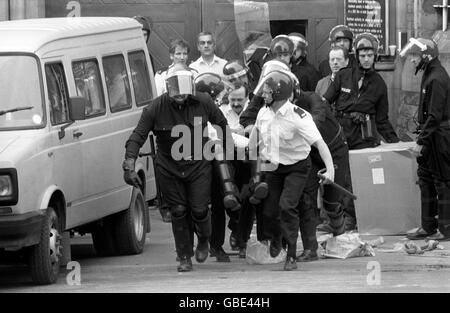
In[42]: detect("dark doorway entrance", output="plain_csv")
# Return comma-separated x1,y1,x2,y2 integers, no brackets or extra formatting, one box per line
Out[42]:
270,20,308,37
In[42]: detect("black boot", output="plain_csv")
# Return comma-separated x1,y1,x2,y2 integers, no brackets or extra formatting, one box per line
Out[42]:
210,246,230,262
193,212,211,263
177,257,193,272
269,236,282,258
284,256,298,271
296,249,318,262
195,238,209,263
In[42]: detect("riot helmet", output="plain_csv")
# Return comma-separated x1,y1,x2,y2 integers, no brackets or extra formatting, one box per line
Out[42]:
223,59,249,86
399,37,439,74
288,32,308,60
194,73,225,100
354,33,380,70
354,33,379,55
269,35,294,65
133,15,152,43
253,59,291,96
259,70,294,106
329,25,354,50
166,63,195,100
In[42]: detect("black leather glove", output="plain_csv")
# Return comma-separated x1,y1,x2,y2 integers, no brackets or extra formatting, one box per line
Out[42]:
122,159,142,188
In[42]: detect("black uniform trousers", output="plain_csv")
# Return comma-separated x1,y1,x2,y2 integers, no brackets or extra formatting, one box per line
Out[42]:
155,160,212,259
335,116,368,225
301,143,351,250
210,161,239,249
417,159,450,236
232,160,270,248
263,158,311,258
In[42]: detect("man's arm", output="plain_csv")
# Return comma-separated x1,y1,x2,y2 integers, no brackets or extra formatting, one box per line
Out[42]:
322,72,339,104
375,83,400,143
312,139,335,184
125,103,156,160
239,94,265,129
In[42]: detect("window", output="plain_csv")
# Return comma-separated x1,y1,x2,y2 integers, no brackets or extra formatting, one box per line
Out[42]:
72,59,106,117
103,55,132,112
0,55,44,130
128,51,153,106
45,63,70,125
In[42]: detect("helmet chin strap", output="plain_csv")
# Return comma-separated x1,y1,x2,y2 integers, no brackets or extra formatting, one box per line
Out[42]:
264,97,276,107
415,58,427,75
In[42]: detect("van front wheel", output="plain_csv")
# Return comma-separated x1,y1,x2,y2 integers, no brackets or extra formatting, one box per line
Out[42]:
28,207,62,285
114,188,147,255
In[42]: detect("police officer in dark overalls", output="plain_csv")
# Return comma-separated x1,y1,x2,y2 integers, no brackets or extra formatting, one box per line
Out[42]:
123,64,233,272
400,38,450,242
323,32,400,150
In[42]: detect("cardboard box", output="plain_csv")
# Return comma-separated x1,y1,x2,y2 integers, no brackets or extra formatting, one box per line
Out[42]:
349,142,421,235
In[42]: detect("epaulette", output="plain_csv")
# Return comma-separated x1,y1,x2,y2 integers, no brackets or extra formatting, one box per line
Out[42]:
294,106,307,119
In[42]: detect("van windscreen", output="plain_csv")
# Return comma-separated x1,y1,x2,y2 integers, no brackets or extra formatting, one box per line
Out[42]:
0,55,44,130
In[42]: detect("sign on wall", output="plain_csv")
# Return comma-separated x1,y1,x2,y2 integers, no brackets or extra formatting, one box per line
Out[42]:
345,0,388,53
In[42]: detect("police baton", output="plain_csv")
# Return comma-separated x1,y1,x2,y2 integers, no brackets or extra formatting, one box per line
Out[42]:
317,169,357,200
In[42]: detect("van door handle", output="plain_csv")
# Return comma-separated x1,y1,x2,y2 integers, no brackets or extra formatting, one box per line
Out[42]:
73,130,83,139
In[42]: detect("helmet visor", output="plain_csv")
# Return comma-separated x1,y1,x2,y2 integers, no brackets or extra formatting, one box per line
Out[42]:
194,73,225,99
166,71,194,97
254,61,295,95
399,38,426,58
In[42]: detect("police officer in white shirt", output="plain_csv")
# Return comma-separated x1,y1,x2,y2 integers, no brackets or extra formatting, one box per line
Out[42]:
249,70,335,271
190,31,227,77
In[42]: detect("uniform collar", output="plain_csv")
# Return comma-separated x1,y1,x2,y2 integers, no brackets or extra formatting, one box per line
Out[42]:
275,101,291,116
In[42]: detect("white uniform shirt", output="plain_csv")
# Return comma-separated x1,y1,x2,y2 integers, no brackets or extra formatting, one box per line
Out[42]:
254,100,322,166
190,55,227,77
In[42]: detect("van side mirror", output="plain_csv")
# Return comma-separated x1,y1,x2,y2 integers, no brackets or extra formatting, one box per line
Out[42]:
58,97,87,140
69,96,86,121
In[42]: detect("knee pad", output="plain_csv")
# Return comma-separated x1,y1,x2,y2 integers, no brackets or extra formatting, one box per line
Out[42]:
191,208,210,222
171,205,187,219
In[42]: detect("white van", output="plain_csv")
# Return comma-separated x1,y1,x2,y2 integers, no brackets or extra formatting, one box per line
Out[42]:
0,17,157,284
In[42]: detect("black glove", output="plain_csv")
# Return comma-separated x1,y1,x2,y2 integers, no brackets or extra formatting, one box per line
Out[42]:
122,159,142,188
